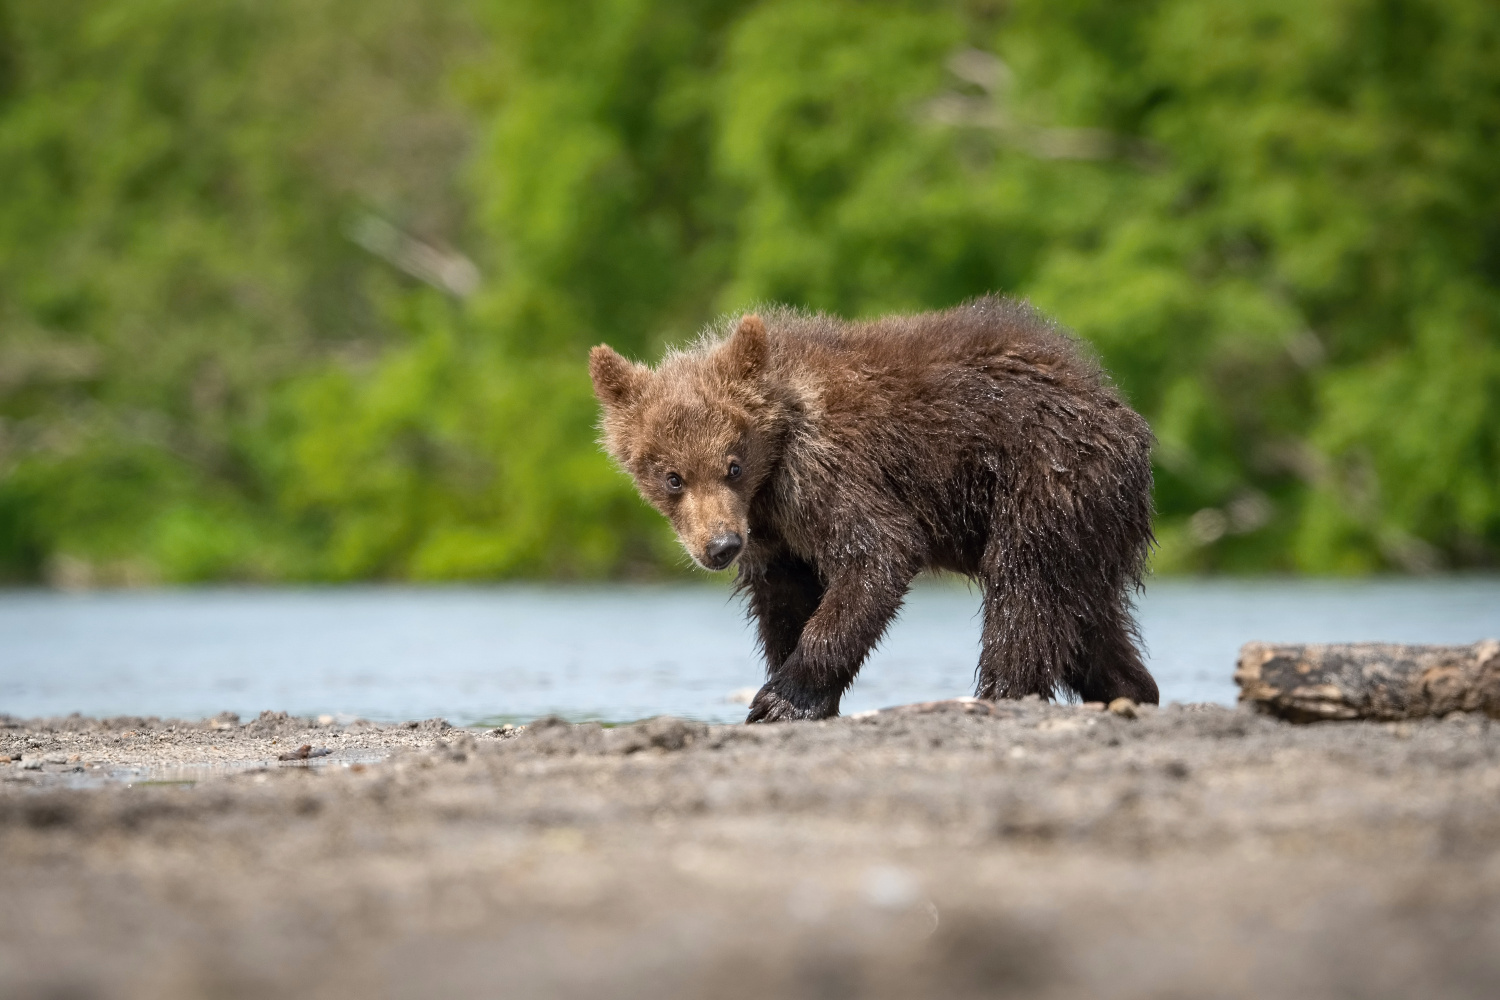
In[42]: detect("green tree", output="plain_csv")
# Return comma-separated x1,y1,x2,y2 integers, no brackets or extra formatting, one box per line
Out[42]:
0,0,485,580
1,0,1496,582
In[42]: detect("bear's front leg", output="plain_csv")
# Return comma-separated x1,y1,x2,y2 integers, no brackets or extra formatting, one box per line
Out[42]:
746,562,913,723
743,550,824,672
745,662,841,723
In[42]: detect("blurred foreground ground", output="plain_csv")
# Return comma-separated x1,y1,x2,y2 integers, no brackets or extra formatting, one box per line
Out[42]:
3,702,1500,999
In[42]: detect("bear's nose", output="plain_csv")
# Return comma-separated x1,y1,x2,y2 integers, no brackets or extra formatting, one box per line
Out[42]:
704,533,743,569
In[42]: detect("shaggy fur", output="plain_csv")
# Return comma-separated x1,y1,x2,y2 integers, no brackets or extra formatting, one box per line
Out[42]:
590,295,1159,723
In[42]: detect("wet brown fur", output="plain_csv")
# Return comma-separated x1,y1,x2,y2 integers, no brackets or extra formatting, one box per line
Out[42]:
590,295,1159,722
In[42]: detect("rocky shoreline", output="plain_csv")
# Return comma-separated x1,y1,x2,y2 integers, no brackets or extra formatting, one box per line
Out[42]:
1,710,459,783
4,700,1500,998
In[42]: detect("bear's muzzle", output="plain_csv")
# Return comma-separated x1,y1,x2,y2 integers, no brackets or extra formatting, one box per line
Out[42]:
703,532,743,570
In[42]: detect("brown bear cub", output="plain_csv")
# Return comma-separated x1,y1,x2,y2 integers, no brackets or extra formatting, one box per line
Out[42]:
590,295,1159,723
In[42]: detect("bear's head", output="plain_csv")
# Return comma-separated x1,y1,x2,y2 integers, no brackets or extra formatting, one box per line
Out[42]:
589,315,776,572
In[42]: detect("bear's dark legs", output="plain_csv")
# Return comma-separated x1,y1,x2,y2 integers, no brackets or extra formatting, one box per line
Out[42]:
741,551,824,670
747,562,912,723
973,495,1094,700
974,492,1157,704
1068,600,1159,705
974,578,1082,701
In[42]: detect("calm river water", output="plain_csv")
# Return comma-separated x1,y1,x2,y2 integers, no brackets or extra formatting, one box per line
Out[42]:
2,578,1498,725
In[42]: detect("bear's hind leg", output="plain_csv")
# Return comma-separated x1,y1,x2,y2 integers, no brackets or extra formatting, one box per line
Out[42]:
974,573,1082,702
1068,601,1159,705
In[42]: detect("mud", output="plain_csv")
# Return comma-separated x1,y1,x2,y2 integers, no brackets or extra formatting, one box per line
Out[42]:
3,700,1500,999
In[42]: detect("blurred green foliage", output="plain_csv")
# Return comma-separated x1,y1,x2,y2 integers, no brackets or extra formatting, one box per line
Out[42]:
1,0,1496,583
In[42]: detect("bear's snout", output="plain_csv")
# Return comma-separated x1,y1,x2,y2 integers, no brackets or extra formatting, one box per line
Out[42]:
703,532,743,570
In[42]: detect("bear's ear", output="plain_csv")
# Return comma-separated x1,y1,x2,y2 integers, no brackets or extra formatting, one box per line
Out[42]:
723,313,767,381
589,345,646,409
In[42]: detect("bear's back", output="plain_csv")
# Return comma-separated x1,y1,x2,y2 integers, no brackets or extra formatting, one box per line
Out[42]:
759,295,1111,408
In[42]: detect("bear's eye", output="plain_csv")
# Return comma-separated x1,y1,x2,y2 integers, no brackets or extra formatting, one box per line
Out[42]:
727,461,742,480
665,472,683,492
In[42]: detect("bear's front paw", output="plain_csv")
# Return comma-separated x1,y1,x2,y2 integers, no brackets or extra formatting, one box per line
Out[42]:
745,681,838,724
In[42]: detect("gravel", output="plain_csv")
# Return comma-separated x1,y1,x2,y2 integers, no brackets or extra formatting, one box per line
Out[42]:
2,700,1499,998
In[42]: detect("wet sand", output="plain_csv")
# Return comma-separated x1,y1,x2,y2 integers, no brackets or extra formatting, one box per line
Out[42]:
4,701,1500,999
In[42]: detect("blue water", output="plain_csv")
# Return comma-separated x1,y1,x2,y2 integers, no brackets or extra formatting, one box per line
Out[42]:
1,578,1497,725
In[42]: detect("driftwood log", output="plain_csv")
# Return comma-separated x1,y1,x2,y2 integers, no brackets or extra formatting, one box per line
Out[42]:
1236,640,1500,722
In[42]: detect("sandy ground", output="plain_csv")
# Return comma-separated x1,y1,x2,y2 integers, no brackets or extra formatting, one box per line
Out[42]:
4,700,1500,999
